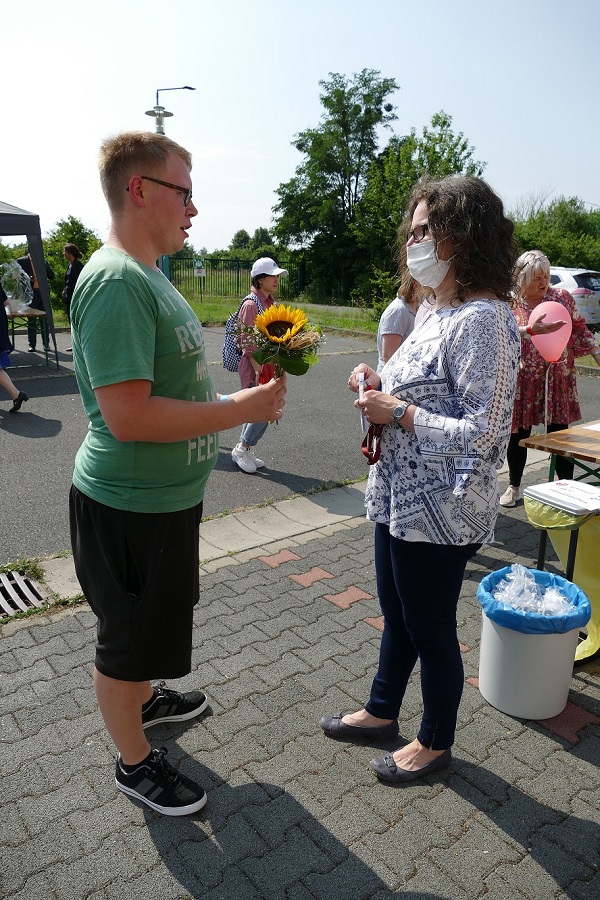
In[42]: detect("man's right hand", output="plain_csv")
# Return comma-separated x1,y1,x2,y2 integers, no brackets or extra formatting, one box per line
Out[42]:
238,374,287,422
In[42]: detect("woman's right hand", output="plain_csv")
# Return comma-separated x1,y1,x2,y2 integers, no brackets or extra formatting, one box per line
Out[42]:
348,363,380,394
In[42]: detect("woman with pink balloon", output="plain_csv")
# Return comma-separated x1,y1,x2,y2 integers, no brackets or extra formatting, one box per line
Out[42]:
499,249,600,507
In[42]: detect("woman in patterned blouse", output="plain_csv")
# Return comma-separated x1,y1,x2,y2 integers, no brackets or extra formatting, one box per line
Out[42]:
499,250,600,507
320,176,521,784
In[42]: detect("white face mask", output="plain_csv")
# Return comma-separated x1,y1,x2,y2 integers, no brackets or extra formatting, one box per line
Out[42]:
406,240,451,289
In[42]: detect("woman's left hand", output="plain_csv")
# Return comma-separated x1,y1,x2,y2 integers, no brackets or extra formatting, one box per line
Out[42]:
531,312,568,335
354,390,396,425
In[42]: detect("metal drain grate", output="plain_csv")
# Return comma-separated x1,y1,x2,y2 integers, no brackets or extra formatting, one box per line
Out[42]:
0,571,48,618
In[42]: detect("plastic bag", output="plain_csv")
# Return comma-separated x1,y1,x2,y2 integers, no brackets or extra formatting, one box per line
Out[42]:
0,261,33,313
477,565,591,635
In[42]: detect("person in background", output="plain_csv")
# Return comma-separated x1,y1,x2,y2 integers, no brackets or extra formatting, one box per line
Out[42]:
16,252,54,352
69,131,286,817
499,250,600,507
321,175,520,784
376,277,420,374
0,285,28,412
231,257,288,474
62,243,84,351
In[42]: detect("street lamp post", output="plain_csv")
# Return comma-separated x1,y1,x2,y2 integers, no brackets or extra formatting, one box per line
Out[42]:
145,85,195,134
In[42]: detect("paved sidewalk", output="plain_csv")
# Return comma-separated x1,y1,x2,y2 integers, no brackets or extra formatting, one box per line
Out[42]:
1,463,599,899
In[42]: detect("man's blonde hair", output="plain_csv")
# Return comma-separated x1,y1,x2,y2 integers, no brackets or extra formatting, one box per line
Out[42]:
99,130,192,213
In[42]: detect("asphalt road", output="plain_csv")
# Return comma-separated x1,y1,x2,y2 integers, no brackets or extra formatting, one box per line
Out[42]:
1,326,598,564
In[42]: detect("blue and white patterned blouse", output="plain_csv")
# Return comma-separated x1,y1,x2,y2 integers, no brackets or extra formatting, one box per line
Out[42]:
366,299,521,545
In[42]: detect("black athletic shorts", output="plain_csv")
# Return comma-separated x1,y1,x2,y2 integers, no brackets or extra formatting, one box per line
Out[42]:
69,485,203,682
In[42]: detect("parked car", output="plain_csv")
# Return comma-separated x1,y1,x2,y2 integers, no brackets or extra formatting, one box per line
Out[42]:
549,267,600,330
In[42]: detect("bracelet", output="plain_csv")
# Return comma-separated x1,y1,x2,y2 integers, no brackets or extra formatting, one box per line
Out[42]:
219,394,229,402
526,325,534,336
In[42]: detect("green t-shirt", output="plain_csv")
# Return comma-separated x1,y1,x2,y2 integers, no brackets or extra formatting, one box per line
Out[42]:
71,247,218,513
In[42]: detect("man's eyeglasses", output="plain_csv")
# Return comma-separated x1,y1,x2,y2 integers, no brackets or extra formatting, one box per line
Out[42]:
407,223,429,243
127,176,192,206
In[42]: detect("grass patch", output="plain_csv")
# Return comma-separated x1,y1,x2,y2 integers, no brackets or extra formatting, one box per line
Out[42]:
182,293,377,335
0,558,45,580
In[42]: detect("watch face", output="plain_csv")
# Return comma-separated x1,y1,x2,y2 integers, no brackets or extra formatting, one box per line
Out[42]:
393,402,408,421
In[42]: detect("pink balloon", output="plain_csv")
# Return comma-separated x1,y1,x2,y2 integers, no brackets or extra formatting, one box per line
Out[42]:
528,301,572,362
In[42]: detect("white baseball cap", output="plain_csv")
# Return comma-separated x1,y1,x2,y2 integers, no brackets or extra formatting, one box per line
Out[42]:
251,257,288,278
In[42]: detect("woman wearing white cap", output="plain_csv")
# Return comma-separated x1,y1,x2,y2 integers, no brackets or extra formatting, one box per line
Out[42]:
232,257,288,473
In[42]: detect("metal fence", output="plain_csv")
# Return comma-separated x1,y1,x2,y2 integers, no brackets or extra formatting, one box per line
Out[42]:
167,256,305,301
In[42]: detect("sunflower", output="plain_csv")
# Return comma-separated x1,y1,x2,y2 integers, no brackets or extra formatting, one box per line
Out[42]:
254,304,308,344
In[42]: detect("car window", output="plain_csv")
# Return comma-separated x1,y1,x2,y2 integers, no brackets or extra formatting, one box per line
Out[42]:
574,273,600,291
550,274,561,285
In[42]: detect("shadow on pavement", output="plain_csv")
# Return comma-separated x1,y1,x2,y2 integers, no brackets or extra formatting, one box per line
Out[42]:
143,762,444,899
449,758,598,894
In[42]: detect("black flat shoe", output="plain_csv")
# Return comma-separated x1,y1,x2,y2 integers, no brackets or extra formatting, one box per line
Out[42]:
320,713,399,741
370,748,451,783
9,391,29,413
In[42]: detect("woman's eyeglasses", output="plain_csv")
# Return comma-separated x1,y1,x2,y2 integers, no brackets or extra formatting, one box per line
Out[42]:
407,223,429,243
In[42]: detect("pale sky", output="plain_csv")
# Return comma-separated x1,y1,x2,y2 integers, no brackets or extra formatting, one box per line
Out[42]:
2,0,599,252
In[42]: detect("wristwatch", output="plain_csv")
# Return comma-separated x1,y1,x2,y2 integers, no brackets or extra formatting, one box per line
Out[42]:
392,399,410,425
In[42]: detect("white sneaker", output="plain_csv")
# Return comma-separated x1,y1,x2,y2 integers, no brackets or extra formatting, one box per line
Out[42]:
252,451,265,469
232,443,257,473
499,485,523,507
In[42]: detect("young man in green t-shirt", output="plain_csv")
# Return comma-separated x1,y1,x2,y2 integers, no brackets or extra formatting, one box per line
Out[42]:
69,131,286,816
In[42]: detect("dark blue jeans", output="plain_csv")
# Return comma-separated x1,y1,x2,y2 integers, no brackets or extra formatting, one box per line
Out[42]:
366,523,480,750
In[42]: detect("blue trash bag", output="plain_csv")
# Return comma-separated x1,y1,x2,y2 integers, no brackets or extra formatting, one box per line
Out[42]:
477,567,591,635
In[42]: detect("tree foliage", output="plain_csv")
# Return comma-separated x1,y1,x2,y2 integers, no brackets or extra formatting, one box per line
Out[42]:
512,197,600,269
354,111,485,282
42,216,102,305
272,69,489,301
213,227,280,261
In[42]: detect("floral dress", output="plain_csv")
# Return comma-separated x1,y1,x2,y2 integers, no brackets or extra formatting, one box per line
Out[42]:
512,287,597,430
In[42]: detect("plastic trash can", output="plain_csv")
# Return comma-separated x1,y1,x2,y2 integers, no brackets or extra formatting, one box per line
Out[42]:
476,568,591,719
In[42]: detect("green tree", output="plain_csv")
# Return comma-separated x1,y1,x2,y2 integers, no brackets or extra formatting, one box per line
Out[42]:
273,69,399,299
512,197,600,269
250,227,274,253
355,112,485,281
43,216,102,306
229,229,251,251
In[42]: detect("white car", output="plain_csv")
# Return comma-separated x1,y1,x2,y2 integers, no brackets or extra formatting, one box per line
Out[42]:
549,267,600,330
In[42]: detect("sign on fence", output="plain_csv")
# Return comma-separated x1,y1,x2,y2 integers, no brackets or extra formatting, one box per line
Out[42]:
193,258,206,277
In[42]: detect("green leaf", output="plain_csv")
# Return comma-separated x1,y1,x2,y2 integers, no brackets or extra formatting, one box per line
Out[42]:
278,356,311,376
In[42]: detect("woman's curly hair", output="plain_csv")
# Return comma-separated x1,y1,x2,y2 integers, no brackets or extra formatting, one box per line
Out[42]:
397,175,519,303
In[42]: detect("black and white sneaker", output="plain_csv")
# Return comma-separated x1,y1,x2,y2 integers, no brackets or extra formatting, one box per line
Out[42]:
142,681,208,729
115,747,207,816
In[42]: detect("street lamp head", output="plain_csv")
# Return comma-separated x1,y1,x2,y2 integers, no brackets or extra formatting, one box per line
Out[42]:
145,105,173,135
146,84,196,134
145,86,195,135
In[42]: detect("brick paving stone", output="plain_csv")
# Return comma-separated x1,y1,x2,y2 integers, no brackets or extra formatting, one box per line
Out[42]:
2,872,60,900
303,853,396,900
364,615,384,631
289,567,335,588
259,549,302,568
240,827,332,899
535,700,600,744
323,586,374,609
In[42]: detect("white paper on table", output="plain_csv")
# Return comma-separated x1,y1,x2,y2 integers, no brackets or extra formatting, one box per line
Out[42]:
583,423,600,432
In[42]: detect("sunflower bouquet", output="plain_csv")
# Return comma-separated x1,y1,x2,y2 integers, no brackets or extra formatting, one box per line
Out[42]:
242,303,323,376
